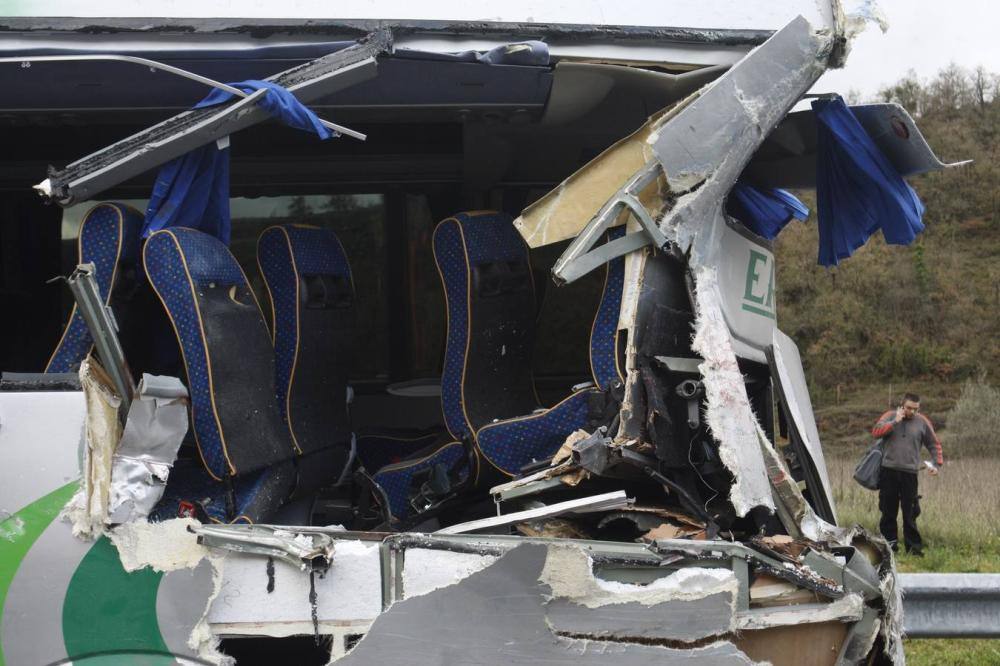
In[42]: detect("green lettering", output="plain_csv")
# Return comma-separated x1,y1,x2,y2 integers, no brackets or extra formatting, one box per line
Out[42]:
744,250,768,305
765,259,775,308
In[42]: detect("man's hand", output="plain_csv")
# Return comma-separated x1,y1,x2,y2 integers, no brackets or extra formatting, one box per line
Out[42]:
894,407,904,423
923,461,940,476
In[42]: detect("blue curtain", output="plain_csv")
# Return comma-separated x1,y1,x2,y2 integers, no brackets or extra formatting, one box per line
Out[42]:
727,182,809,240
143,80,334,245
813,97,925,266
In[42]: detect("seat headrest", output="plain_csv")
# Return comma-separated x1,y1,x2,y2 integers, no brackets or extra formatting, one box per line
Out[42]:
155,227,247,287
447,211,529,266
277,224,353,281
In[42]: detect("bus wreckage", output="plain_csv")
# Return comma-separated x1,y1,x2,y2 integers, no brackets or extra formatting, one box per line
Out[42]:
0,2,964,664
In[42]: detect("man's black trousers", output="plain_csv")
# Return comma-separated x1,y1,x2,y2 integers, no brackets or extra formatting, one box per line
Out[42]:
878,467,922,552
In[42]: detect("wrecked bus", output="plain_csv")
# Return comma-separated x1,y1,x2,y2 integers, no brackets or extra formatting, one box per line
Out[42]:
0,3,962,664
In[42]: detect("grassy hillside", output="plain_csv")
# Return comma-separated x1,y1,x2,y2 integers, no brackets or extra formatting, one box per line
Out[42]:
774,64,1000,665
774,66,1000,455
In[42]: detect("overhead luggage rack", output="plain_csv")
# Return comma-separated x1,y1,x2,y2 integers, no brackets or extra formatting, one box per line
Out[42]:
31,29,391,205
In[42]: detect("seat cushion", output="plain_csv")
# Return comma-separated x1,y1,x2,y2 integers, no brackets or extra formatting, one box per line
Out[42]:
474,388,596,476
371,441,471,522
152,459,295,524
357,430,441,473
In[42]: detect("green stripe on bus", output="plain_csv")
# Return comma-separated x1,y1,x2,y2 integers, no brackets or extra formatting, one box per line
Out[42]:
0,482,79,666
62,536,173,665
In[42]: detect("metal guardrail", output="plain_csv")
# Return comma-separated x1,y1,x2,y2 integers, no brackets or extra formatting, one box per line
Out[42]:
899,573,1000,638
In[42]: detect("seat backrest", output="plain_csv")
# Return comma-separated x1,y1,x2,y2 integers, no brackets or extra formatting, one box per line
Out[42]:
257,224,354,460
46,202,143,373
434,211,538,440
144,227,295,480
589,226,627,392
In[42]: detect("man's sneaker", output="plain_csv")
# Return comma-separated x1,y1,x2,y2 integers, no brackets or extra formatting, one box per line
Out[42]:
907,547,925,557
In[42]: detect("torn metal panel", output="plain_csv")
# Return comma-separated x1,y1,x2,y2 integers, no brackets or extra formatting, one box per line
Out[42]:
207,539,381,637
108,374,189,524
767,329,836,523
690,267,773,516
194,523,339,572
61,357,123,539
647,538,843,601
735,594,863,630
650,16,831,197
880,561,905,664
337,543,763,665
742,102,971,190
835,606,881,666
40,30,390,205
541,545,737,641
648,16,834,357
181,527,894,662
802,549,881,602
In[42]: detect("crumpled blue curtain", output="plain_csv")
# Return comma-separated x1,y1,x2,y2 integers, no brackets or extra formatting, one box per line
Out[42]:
813,96,925,266
727,182,809,240
142,80,333,245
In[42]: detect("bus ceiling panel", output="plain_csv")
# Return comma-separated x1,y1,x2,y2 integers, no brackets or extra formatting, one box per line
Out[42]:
0,54,553,116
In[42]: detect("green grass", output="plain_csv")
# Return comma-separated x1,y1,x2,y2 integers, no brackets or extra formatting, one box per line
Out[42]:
904,639,1000,665
829,455,1000,663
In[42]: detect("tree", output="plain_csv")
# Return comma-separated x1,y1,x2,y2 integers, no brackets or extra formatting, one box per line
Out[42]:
878,69,924,115
925,63,972,116
971,65,998,110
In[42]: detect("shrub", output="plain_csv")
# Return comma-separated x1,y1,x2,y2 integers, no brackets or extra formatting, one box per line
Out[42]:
942,373,1000,455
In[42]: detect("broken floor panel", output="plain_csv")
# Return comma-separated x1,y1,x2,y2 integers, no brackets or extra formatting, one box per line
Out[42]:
165,524,896,665
339,543,761,665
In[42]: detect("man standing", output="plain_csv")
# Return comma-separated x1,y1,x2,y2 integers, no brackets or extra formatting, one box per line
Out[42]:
871,393,943,555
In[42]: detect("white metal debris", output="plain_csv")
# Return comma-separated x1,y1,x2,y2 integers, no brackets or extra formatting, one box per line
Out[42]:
691,268,774,516
61,357,123,539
